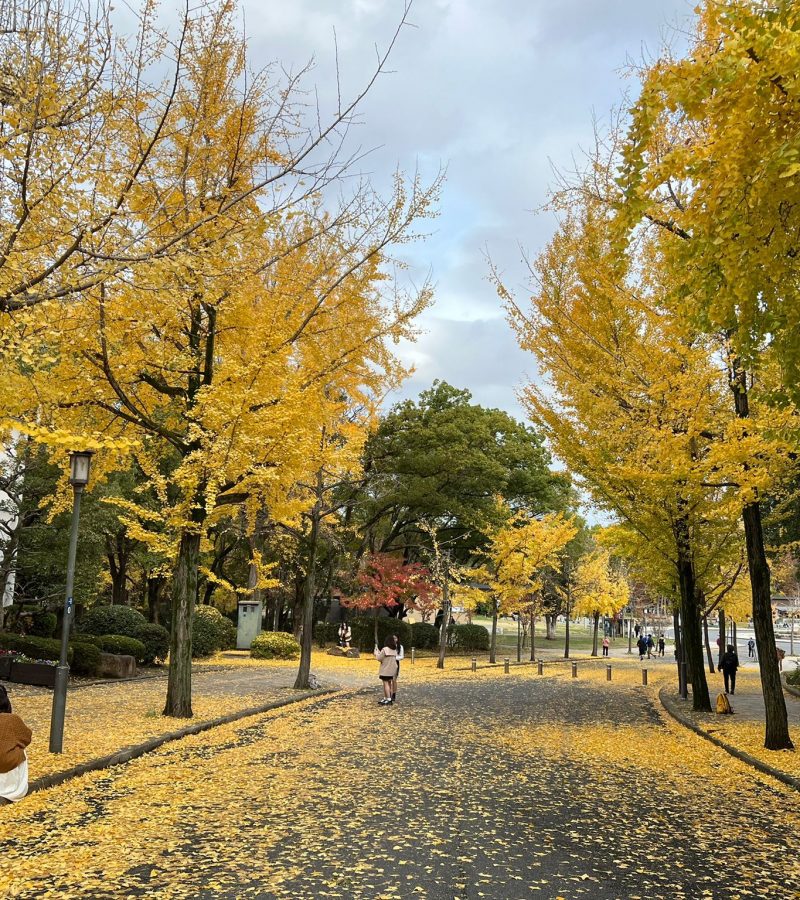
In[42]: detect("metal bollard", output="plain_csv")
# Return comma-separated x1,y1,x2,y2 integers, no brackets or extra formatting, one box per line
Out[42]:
642,668,648,686
571,661,578,678
471,657,477,672
504,657,510,674
411,648,415,665
606,664,612,681
537,659,543,676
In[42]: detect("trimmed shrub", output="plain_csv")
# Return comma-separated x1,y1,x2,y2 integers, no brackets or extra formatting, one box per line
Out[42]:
250,631,301,660
192,605,236,658
68,641,102,677
79,605,147,638
93,634,147,660
452,623,490,651
313,621,339,647
134,622,170,665
0,633,71,663
410,621,439,650
30,610,58,638
349,617,412,651
787,665,800,687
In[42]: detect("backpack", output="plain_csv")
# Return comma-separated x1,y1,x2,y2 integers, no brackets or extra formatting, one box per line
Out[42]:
716,692,733,715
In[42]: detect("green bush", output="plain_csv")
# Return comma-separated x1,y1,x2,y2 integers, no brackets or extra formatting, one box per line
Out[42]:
68,641,102,676
410,621,439,650
250,631,301,660
452,623,490,651
313,621,339,647
79,605,147,638
133,622,170,665
92,634,147,659
787,665,800,687
349,617,412,651
0,633,71,663
29,610,58,638
192,605,236,658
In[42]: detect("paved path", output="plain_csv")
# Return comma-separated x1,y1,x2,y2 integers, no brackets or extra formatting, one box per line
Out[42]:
2,673,799,899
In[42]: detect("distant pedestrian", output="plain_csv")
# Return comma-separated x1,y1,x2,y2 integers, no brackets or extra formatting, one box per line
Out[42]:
646,635,654,659
0,686,31,805
719,644,740,695
392,635,405,702
637,636,646,661
374,636,399,705
602,636,610,657
658,636,665,657
747,638,755,659
777,646,786,672
338,621,352,648
634,624,641,638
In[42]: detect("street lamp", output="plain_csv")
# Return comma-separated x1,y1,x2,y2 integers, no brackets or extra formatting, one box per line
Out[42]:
49,450,93,753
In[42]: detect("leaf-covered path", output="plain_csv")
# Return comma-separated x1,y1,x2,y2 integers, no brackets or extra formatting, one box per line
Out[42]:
2,672,799,899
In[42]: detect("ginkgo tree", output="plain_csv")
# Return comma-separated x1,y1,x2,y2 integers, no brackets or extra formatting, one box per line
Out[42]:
2,3,439,717
476,509,577,664
571,550,629,657
611,0,800,748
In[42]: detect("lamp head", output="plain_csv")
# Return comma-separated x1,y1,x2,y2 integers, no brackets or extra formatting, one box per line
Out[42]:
69,450,94,487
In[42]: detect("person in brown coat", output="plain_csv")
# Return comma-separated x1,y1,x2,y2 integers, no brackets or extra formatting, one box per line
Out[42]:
374,635,399,705
0,685,32,803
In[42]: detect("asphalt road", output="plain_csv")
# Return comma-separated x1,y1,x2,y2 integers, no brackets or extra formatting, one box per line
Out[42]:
3,673,799,899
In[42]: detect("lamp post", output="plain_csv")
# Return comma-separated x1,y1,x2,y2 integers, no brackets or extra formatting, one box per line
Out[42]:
49,450,93,753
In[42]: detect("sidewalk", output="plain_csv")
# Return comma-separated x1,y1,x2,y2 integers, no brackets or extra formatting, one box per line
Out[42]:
5,656,373,785
660,667,800,784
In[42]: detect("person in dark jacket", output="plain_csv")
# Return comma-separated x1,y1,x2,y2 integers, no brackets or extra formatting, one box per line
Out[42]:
636,636,646,661
719,644,740,695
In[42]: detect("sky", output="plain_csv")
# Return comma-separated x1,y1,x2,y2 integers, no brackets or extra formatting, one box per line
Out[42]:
232,0,694,422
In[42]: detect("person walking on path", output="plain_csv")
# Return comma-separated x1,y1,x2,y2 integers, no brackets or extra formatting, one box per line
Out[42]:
0,685,32,805
747,638,755,659
637,636,646,661
374,636,399,705
658,635,665,657
776,645,786,672
392,635,405,702
646,635,654,659
634,624,640,638
602,636,610,657
719,644,740,695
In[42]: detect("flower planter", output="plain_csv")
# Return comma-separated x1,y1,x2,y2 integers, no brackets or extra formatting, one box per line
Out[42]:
9,660,57,688
0,655,17,680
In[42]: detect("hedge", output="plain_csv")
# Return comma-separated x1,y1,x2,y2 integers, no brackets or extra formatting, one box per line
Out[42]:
192,606,237,658
92,634,147,660
0,633,71,663
410,621,439,650
349,617,412,651
134,622,170,665
314,622,339,647
79,605,147,638
250,631,301,660
68,641,102,676
452,623,490,651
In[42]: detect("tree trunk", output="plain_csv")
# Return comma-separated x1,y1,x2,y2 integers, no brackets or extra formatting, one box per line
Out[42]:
718,608,725,668
591,611,599,657
673,607,682,685
436,557,450,670
146,575,165,624
291,572,303,640
675,515,711,711
294,510,320,690
530,614,536,661
545,613,556,640
164,530,201,718
564,597,571,659
489,600,498,664
627,611,633,655
703,613,715,674
730,359,792,748
516,614,521,662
